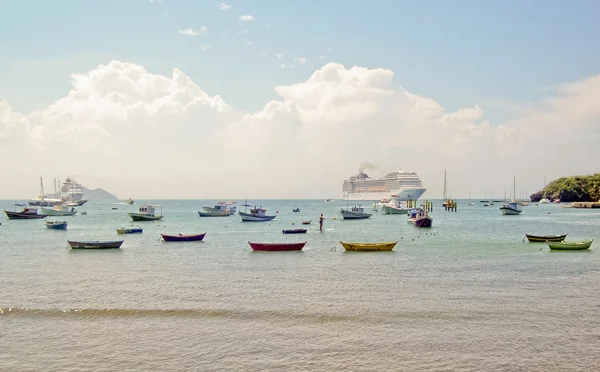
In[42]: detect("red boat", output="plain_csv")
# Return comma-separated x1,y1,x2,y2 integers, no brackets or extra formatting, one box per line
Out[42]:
248,241,306,251
161,233,206,242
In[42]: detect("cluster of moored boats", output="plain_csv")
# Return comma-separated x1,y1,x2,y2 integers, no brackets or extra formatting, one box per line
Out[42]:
3,199,594,251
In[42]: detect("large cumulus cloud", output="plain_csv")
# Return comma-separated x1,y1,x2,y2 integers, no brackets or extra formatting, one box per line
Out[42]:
0,60,598,199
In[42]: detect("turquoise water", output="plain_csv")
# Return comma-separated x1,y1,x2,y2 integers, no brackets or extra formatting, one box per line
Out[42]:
1,200,600,371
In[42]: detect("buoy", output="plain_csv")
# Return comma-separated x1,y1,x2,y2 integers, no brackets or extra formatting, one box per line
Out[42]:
276,211,279,213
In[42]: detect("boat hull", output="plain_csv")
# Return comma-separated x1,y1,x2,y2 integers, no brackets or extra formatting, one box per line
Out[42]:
239,212,276,222
340,210,372,220
282,229,307,234
526,234,567,243
500,207,522,215
340,241,397,252
41,208,77,216
117,228,143,234
46,221,68,230
68,240,123,249
548,239,593,250
381,205,408,215
128,213,163,221
198,211,231,217
161,233,206,242
248,241,306,251
344,187,427,202
413,215,433,228
4,210,48,219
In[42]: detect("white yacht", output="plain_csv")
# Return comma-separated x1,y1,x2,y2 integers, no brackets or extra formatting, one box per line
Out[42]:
342,167,427,201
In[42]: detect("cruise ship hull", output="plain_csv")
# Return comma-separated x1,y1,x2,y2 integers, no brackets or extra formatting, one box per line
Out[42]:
344,187,427,202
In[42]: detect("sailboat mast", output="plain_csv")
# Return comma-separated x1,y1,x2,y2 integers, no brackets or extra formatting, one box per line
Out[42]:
443,170,447,200
513,175,516,202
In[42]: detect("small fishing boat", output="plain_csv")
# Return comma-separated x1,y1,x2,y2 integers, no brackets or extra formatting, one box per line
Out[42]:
408,209,433,228
198,210,231,217
126,198,134,205
548,239,593,251
239,207,276,222
128,205,163,221
525,233,567,243
202,202,236,216
5,207,48,219
282,228,307,234
41,204,77,216
161,233,206,242
340,241,397,252
116,227,143,234
45,220,68,230
340,206,372,220
292,208,301,212
500,202,522,215
248,241,306,251
302,220,311,225
68,240,124,249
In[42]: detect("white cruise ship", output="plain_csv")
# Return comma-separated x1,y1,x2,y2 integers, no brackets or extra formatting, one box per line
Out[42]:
342,167,427,201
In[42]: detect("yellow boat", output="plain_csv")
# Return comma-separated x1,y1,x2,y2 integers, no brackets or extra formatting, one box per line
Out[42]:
340,241,398,252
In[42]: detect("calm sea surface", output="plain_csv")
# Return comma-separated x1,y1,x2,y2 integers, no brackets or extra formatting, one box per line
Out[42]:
1,199,600,371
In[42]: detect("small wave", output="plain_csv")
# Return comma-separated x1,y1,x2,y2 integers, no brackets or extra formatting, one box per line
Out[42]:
0,307,490,324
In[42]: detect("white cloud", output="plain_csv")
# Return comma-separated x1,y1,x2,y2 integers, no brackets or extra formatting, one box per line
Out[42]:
280,64,293,69
199,44,213,51
239,15,255,21
258,51,267,56
273,53,283,59
295,57,307,64
218,2,230,10
244,41,254,45
150,0,162,3
1,61,599,199
235,29,248,35
179,27,207,36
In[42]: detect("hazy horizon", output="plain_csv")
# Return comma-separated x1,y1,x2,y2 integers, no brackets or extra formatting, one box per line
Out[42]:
1,1,599,200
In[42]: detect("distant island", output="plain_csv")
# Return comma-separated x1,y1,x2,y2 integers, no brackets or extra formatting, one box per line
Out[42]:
45,179,118,201
81,186,118,201
530,174,600,202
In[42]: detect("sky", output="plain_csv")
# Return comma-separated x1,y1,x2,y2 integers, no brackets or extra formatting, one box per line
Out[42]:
0,0,599,199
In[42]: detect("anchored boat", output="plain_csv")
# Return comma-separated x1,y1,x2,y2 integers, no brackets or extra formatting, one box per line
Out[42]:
248,241,306,251
116,227,143,234
547,239,593,251
239,206,276,222
282,228,307,234
45,220,68,230
340,241,398,252
68,240,124,249
525,233,567,243
161,233,206,242
128,205,163,221
5,207,48,220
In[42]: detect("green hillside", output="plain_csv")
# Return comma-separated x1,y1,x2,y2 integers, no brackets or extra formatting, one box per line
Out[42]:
530,174,600,202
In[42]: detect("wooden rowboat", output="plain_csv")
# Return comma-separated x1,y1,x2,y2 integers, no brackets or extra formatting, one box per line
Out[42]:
68,240,124,249
282,228,307,234
161,233,206,242
248,241,306,251
548,239,593,251
340,241,398,252
45,220,68,230
525,233,567,243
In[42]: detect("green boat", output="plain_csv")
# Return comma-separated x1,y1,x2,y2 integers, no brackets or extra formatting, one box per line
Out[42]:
548,239,593,250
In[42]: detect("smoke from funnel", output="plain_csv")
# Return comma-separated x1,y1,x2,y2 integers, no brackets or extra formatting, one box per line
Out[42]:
359,162,378,173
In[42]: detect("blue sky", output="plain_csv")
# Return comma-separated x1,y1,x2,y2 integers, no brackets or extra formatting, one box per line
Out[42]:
1,0,599,122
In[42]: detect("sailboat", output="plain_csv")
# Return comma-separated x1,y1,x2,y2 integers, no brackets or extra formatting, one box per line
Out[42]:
442,170,448,207
500,176,522,215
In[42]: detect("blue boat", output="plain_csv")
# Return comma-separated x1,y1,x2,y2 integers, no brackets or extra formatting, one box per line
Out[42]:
293,208,301,212
45,220,68,230
117,227,143,234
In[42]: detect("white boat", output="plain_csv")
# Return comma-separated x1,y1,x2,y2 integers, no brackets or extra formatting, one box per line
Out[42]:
380,197,408,215
500,176,522,215
41,177,88,206
540,198,550,204
203,201,236,214
342,166,427,201
41,204,77,216
239,206,276,222
128,205,163,221
340,206,372,220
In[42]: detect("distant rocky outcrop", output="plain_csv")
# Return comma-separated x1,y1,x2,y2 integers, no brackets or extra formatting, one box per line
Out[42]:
530,174,600,202
82,187,118,201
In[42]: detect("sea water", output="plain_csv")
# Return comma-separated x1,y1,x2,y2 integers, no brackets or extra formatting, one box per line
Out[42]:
1,200,599,371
